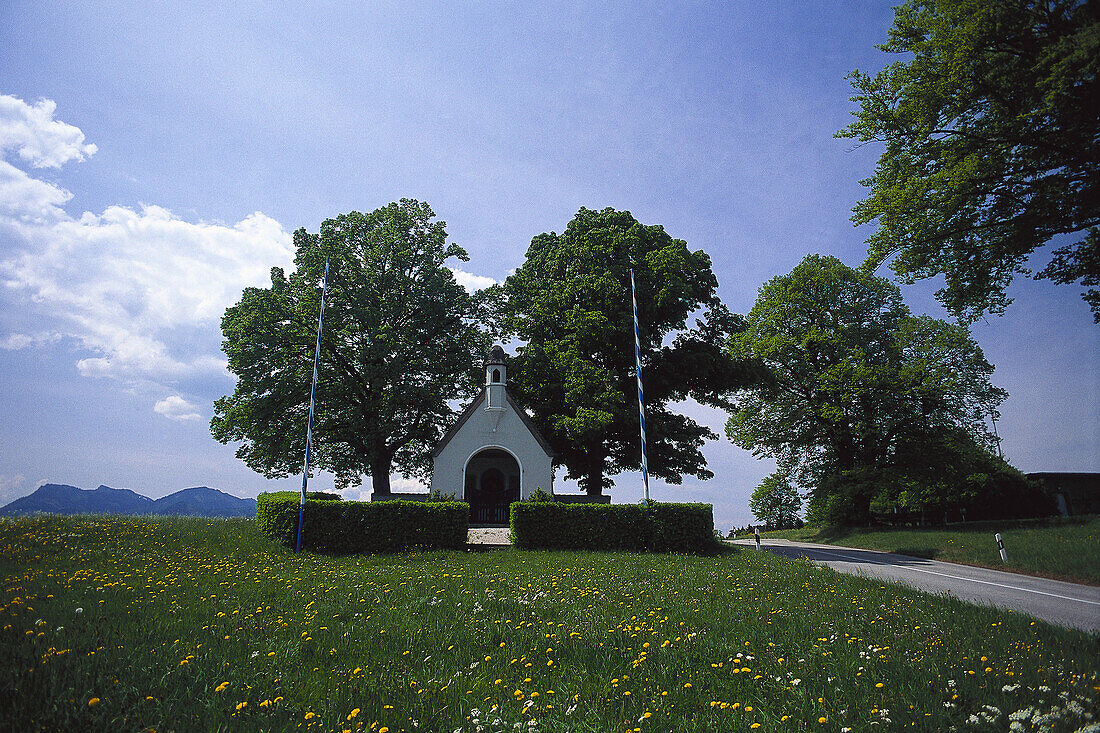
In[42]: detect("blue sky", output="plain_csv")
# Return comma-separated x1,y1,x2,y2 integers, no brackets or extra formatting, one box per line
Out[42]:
1,1,1096,530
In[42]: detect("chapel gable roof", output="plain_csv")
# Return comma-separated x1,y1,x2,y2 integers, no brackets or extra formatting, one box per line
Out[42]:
430,389,555,459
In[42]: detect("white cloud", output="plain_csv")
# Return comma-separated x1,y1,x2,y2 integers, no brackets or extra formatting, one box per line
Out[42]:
154,395,203,422
0,331,62,350
0,159,72,223
1,204,293,380
0,96,294,384
0,94,488,392
0,94,97,168
388,475,428,493
450,267,497,292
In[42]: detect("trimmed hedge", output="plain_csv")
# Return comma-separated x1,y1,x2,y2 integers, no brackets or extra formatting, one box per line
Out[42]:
510,501,714,553
256,492,468,553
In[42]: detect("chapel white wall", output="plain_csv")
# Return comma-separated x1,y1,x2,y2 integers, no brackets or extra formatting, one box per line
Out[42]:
430,400,554,500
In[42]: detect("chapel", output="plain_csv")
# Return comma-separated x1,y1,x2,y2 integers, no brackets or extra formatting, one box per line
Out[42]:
429,345,555,525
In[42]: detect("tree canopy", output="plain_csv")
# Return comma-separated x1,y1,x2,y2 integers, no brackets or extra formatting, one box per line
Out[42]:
838,0,1100,322
726,254,1008,524
211,200,488,493
749,471,802,530
495,207,757,495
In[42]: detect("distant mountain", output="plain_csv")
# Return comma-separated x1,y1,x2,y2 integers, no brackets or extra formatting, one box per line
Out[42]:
152,487,256,518
0,484,256,518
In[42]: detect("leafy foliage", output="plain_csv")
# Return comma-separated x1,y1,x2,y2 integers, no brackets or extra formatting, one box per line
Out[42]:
496,207,758,494
212,200,489,493
871,426,1053,523
509,501,715,553
727,255,1008,524
838,0,1100,321
748,471,802,529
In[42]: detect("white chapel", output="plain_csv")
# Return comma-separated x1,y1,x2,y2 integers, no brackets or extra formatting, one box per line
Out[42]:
429,345,555,524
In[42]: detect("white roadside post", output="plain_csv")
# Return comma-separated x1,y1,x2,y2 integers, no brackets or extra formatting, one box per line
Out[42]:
995,532,1008,563
754,526,761,550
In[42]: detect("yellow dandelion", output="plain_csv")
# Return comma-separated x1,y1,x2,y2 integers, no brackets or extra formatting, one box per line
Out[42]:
88,697,100,707
215,682,229,693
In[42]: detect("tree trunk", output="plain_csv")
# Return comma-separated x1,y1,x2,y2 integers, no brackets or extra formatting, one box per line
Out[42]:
370,456,392,494
583,450,606,496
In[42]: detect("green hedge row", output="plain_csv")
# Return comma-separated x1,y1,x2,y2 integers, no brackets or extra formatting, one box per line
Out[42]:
256,492,468,553
510,502,715,553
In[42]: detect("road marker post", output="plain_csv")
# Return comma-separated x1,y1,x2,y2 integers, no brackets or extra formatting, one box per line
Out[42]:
995,532,1008,563
754,526,761,551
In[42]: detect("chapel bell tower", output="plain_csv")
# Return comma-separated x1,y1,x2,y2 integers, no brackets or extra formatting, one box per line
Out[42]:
485,344,507,409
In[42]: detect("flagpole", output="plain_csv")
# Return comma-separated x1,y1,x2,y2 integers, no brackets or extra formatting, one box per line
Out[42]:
296,256,330,553
630,269,650,506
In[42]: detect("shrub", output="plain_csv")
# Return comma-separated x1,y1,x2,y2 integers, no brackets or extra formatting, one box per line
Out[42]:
510,501,714,553
256,492,468,553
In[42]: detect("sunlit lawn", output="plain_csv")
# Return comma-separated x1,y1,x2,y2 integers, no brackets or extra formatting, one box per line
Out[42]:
2,515,1097,732
752,515,1100,585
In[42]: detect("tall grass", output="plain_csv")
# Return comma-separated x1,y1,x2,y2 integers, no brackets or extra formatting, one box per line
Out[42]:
1,515,1097,732
753,516,1100,585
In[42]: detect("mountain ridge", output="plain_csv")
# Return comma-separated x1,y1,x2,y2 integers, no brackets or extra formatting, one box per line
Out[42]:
0,483,257,518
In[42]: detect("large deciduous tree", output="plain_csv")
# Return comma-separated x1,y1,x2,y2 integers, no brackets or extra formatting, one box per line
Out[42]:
496,207,757,495
211,200,488,494
838,0,1100,322
726,255,1008,524
749,471,802,530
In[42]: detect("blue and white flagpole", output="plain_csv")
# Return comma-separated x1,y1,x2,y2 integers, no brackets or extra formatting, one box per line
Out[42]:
296,256,330,554
630,269,650,506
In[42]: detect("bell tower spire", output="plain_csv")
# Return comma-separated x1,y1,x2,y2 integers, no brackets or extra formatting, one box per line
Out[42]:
485,345,507,410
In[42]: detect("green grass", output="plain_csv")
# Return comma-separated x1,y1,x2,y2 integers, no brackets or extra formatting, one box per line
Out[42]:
1,516,1097,732
747,515,1100,585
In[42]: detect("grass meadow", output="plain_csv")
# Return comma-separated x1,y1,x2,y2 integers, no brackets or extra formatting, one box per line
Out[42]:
749,516,1100,585
1,516,1098,732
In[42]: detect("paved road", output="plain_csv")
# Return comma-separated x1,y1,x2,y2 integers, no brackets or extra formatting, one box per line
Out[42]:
730,538,1100,633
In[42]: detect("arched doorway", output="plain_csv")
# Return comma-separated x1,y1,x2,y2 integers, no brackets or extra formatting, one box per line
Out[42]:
464,448,520,526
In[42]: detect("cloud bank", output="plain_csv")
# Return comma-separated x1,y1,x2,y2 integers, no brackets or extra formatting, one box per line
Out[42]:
0,95,97,169
0,93,499,423
0,93,294,393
